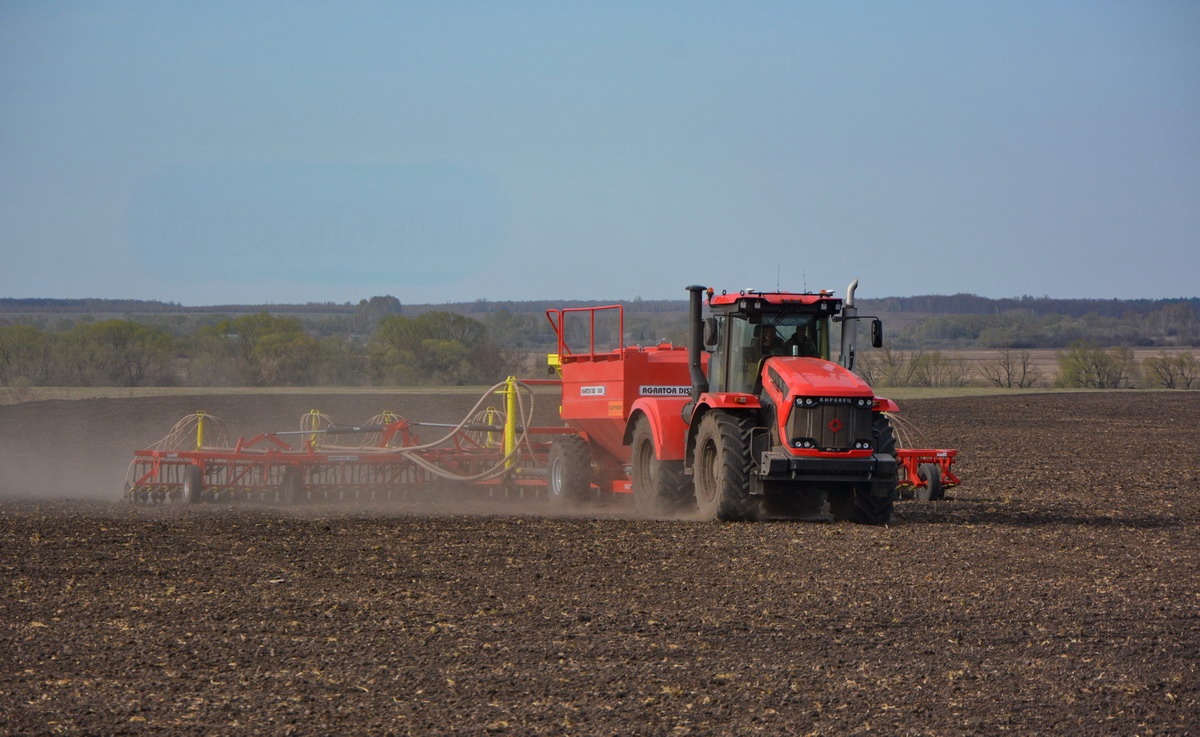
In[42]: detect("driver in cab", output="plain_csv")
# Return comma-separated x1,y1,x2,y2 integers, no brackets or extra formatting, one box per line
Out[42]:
762,325,818,358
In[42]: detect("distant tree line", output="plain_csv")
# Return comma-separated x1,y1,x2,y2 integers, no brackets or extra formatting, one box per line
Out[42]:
5,293,1197,350
1,293,1197,389
863,293,1200,319
0,297,365,315
856,343,1197,390
0,301,531,388
886,302,1198,349
8,293,1195,317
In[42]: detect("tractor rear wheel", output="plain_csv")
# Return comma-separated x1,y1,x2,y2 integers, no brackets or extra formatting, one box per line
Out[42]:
548,435,593,508
693,411,760,521
631,416,692,517
182,464,204,504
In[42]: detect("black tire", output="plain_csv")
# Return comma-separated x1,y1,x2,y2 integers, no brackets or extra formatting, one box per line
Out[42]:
548,435,593,507
693,411,760,521
281,466,305,505
919,463,943,501
833,414,896,525
912,465,940,506
856,414,898,524
181,464,204,504
631,416,692,517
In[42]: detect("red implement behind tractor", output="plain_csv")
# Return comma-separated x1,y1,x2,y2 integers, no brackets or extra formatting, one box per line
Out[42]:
128,281,958,522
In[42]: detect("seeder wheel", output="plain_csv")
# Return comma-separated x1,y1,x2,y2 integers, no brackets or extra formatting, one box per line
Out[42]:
182,465,204,504
917,463,943,501
280,467,305,505
548,436,593,508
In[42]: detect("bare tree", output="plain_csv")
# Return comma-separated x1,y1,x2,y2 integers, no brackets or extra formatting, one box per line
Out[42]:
909,351,973,388
980,349,1041,388
1144,352,1198,389
877,347,918,387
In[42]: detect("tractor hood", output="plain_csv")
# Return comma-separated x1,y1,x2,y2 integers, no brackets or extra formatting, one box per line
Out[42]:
763,356,873,398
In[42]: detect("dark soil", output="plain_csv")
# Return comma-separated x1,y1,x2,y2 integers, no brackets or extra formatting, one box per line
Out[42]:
1,391,1198,735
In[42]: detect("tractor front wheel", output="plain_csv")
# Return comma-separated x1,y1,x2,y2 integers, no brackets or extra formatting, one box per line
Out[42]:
693,411,760,521
548,436,593,508
631,416,692,517
845,414,897,524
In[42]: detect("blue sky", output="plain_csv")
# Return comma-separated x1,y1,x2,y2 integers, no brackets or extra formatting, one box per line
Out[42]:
1,1,1197,305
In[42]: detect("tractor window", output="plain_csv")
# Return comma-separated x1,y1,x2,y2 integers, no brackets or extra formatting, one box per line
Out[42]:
708,318,726,391
712,312,832,394
770,315,825,359
723,317,759,394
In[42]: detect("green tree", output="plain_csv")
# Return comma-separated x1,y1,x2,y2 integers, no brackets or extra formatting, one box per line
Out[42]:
59,320,176,386
0,325,53,385
192,313,309,385
311,336,369,386
352,295,402,333
480,310,552,349
1055,341,1138,388
370,312,494,385
253,331,321,386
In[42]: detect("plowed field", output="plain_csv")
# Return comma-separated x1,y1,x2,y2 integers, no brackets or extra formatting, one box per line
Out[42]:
2,391,1198,735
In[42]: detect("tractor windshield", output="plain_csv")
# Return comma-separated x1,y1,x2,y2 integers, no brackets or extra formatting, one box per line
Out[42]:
712,312,830,394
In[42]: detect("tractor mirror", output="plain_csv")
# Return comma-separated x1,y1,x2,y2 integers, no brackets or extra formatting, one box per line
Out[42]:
703,317,719,348
871,319,883,348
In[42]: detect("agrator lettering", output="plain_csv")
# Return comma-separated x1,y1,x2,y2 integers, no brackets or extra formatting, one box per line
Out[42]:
639,386,691,397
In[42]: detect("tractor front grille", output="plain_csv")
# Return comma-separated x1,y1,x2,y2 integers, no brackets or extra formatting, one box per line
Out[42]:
786,396,874,452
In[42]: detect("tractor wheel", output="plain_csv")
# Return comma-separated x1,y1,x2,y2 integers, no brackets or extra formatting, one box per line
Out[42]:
631,416,692,517
918,463,943,501
693,411,760,521
835,414,896,525
548,435,593,508
281,466,305,505
181,464,204,504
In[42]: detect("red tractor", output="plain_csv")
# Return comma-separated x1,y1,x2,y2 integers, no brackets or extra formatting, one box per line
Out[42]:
547,280,901,524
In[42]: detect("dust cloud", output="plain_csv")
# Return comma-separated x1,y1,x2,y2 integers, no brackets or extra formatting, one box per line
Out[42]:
0,391,646,519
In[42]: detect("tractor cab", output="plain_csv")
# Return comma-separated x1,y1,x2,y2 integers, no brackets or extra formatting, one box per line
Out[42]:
703,290,841,395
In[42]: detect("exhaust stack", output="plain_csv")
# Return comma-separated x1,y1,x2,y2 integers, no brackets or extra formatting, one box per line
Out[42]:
686,285,709,401
839,278,859,370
